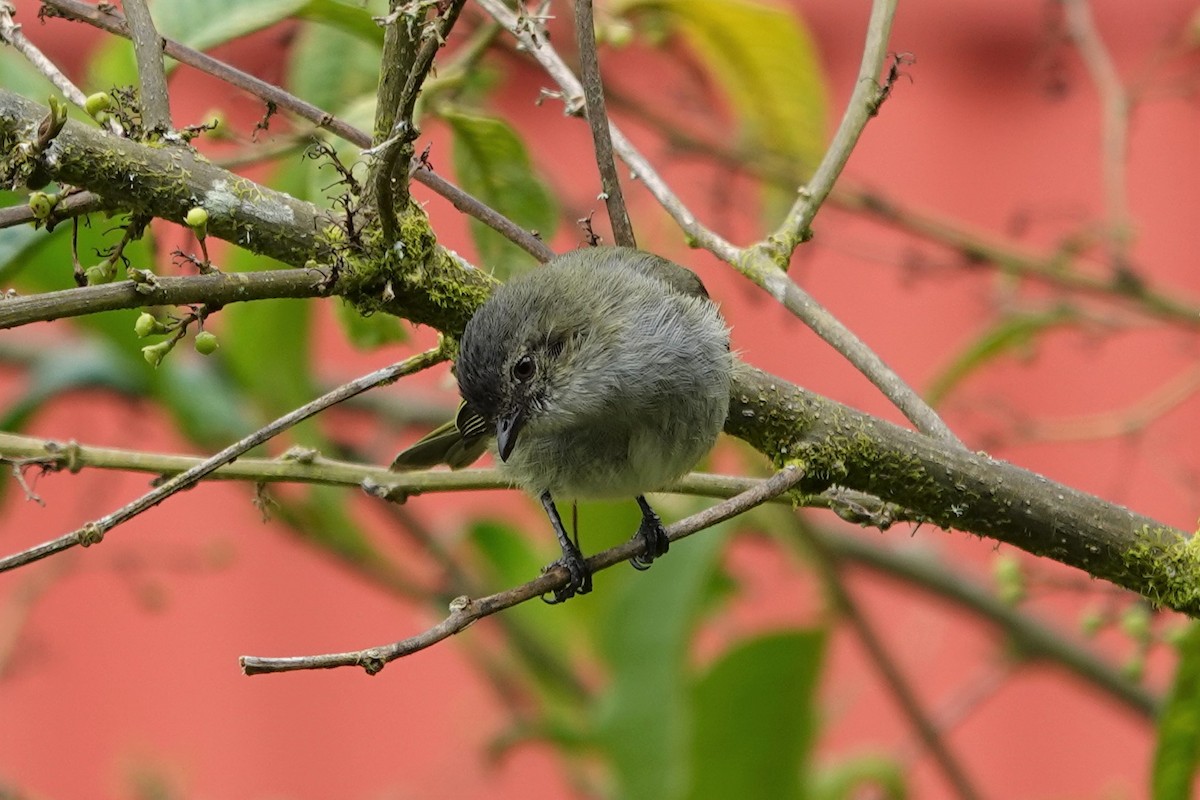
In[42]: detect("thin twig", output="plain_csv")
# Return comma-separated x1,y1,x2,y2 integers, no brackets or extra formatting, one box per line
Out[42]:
1061,0,1132,275
478,0,960,447
120,0,173,136
0,347,447,574
239,465,804,675
0,189,106,229
1,2,78,106
801,525,983,800
38,0,550,262
0,267,332,329
573,0,635,247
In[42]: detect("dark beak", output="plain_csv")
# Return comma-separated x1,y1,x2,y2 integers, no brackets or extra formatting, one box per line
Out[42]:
495,407,526,462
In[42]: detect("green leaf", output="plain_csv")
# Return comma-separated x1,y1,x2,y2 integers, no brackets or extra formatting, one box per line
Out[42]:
1152,622,1200,800
684,630,825,800
593,522,729,800
0,47,58,99
925,306,1078,406
443,110,557,277
288,21,383,114
811,753,906,800
296,0,387,45
84,36,140,94
150,0,309,51
617,0,828,171
0,342,147,432
158,356,256,446
334,300,407,349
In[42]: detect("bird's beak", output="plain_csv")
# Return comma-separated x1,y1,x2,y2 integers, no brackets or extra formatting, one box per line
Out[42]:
496,407,526,462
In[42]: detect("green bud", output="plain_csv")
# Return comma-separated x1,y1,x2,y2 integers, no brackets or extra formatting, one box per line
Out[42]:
1120,656,1144,683
185,206,209,235
134,312,162,338
1120,604,1152,643
28,191,54,220
992,553,1025,606
141,340,173,368
194,331,219,355
1079,608,1105,637
84,262,116,285
84,92,114,118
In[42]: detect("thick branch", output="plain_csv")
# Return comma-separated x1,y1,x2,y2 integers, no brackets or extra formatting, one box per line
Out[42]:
727,362,1199,615
121,0,173,135
0,91,331,267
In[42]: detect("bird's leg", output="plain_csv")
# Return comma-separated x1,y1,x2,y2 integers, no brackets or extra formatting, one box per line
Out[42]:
630,495,670,571
540,491,593,603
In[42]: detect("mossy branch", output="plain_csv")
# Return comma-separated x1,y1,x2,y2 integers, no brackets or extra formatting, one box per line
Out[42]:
0,92,1194,616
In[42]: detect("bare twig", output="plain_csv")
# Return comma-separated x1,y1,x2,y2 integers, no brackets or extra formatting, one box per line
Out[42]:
38,0,549,262
0,347,447,574
240,465,804,675
1,2,83,111
120,0,173,136
573,0,635,247
1061,0,1132,275
0,267,331,329
0,188,105,229
478,0,960,447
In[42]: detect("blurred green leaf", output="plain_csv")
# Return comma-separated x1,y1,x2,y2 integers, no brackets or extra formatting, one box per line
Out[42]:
925,306,1078,406
288,21,383,114
684,630,825,800
443,110,557,277
594,522,728,800
0,47,58,99
84,36,140,95
219,163,318,434
150,0,308,52
158,356,256,445
1152,622,1200,800
334,300,407,349
0,341,146,431
811,753,906,800
617,0,827,171
296,0,387,45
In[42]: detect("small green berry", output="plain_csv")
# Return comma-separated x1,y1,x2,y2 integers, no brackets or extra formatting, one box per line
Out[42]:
134,312,162,338
141,340,173,368
993,553,1025,606
185,206,209,235
194,331,219,355
1120,604,1152,643
84,92,114,118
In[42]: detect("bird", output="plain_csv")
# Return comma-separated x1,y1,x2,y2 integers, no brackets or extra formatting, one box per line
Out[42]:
391,246,732,602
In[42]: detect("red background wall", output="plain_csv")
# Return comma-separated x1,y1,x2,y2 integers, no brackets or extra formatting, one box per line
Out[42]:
2,1,1198,797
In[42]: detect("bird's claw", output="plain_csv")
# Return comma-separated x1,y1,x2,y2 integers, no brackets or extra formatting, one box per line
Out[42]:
630,510,669,571
541,545,593,604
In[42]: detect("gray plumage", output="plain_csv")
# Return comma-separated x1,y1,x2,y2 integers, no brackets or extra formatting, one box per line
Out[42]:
392,246,732,600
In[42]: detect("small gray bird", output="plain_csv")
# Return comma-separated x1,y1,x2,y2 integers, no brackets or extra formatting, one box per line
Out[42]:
391,246,732,602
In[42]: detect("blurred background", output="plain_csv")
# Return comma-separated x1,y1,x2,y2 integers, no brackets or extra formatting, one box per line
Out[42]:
2,0,1199,797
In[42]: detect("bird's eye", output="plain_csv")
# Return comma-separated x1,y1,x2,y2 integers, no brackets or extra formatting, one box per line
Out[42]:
512,354,536,382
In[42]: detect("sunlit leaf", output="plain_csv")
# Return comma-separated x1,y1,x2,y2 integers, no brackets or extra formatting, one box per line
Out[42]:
616,0,828,171
443,110,557,277
1152,622,1200,800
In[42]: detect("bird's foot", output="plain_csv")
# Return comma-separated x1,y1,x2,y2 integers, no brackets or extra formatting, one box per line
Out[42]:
541,542,593,604
630,501,669,571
